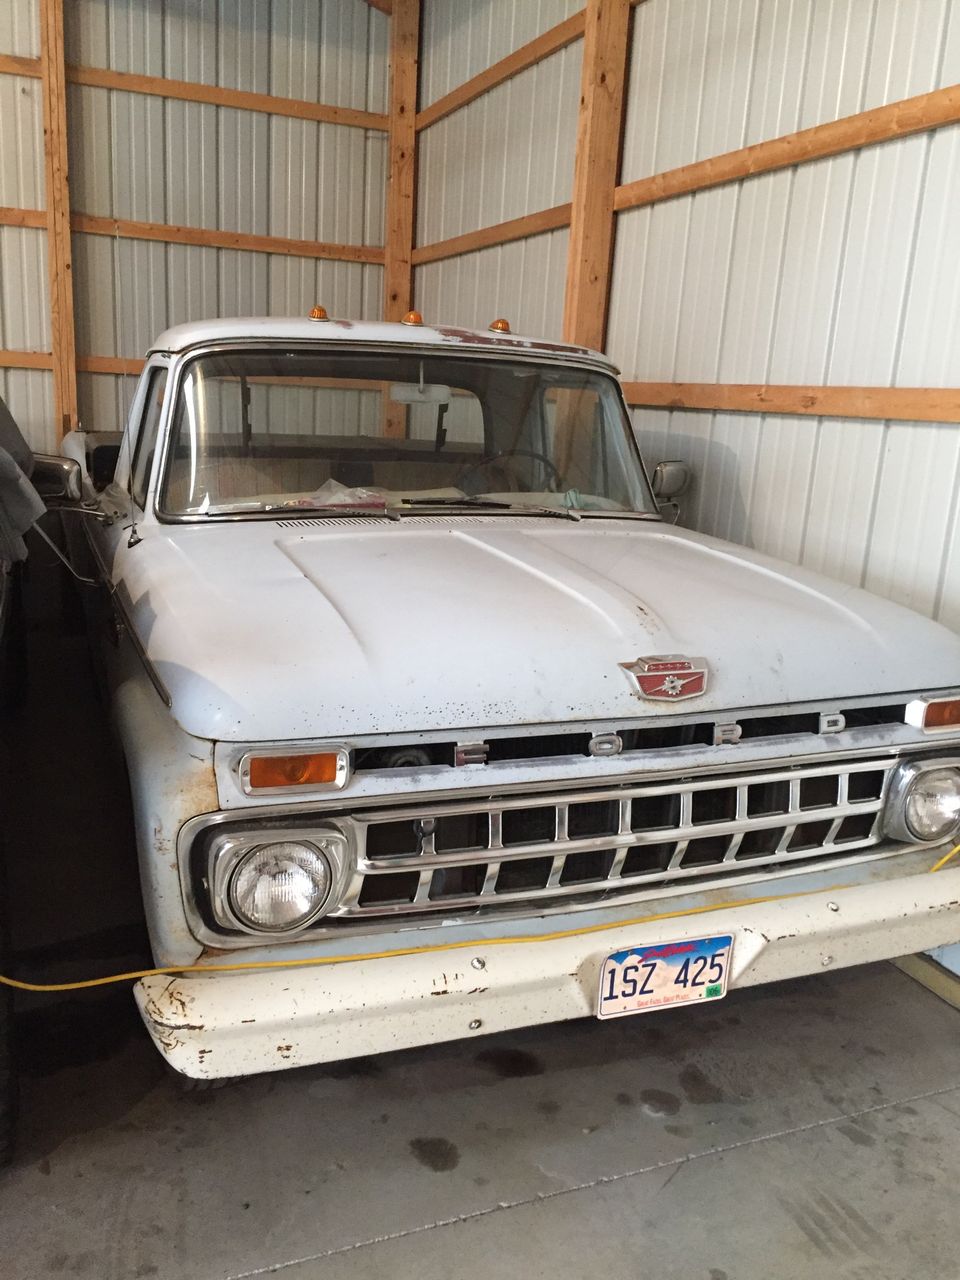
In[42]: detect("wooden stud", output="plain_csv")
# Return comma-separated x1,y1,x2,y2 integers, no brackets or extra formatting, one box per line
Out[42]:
382,0,420,439
71,213,383,264
620,382,960,425
562,0,632,351
0,350,55,370
39,0,78,436
411,203,572,267
65,64,388,133
0,206,47,229
76,355,145,376
364,0,393,14
614,83,960,214
0,53,41,78
416,12,586,132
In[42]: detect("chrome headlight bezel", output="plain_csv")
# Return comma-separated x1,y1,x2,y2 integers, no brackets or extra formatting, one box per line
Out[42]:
206,824,353,936
884,757,960,845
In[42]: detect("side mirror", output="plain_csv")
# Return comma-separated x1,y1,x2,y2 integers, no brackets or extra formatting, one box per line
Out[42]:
31,454,82,502
651,460,691,501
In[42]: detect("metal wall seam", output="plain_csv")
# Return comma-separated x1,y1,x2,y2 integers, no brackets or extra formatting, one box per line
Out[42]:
0,0,40,59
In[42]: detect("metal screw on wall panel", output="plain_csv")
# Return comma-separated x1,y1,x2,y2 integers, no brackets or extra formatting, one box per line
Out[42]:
469,1019,482,1030
471,957,486,970
827,901,839,912
822,955,833,966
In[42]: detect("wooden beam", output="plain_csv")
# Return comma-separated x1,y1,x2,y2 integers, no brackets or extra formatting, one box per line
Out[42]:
364,0,393,14
0,206,46,229
40,0,78,436
411,203,572,267
615,82,960,213
65,64,388,133
621,382,960,424
563,0,631,351
383,0,420,322
76,355,145,376
71,213,384,264
0,350,55,370
0,53,41,78
416,11,586,132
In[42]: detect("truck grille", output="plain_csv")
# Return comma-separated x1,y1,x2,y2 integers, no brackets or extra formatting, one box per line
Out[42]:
333,757,893,919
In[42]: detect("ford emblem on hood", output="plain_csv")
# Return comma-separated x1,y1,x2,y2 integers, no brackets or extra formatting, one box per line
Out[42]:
621,655,709,701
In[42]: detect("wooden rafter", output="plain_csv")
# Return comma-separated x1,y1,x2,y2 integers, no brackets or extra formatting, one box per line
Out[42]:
621,383,960,425
562,0,631,350
0,350,55,370
411,204,571,267
39,0,78,435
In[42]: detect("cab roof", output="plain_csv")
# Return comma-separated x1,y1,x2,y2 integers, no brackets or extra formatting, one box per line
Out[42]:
147,317,619,373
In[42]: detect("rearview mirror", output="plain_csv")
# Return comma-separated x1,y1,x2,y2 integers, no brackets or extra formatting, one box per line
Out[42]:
651,460,691,501
30,454,82,502
389,383,451,405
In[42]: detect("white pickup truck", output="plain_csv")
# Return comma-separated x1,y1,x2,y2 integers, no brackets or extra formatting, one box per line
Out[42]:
54,313,960,1080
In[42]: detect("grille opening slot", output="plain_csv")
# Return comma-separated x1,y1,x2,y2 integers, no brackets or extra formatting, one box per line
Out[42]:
358,871,420,907
568,800,619,839
429,864,487,900
624,723,714,751
366,820,418,858
848,770,885,802
835,813,876,843
681,836,729,866
691,787,737,826
747,780,790,817
485,733,592,762
787,820,834,851
738,713,820,739
355,743,453,772
632,793,681,832
560,849,616,885
621,843,674,877
841,703,906,728
736,827,786,859
502,807,555,846
435,812,489,853
496,857,553,893
799,775,839,809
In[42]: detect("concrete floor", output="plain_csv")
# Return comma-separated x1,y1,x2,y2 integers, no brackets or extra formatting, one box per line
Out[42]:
3,534,960,1280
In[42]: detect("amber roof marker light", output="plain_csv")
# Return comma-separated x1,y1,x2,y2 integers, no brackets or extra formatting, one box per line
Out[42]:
309,305,329,321
401,310,424,326
489,318,511,333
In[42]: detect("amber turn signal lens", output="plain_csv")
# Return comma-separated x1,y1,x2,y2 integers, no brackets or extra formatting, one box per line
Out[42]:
489,317,511,332
309,304,329,321
248,753,339,789
401,310,423,326
924,700,960,730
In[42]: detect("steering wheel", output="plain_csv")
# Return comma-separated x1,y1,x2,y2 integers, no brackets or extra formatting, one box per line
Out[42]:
456,448,563,495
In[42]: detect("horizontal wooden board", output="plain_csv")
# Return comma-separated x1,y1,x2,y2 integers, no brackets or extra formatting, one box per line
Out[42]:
0,205,46,228
76,355,144,375
621,382,960,424
0,53,41,78
412,203,571,266
614,83,960,212
71,213,383,263
0,349,54,370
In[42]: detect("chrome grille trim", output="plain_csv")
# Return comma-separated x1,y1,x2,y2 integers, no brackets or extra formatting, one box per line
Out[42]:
330,756,893,920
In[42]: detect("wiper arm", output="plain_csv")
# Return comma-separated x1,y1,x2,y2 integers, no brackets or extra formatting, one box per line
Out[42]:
397,496,582,521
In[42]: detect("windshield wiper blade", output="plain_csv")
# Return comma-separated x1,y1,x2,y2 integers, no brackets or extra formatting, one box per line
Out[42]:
397,497,582,521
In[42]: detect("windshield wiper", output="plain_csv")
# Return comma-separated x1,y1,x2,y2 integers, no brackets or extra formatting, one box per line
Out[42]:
397,497,582,521
203,502,401,521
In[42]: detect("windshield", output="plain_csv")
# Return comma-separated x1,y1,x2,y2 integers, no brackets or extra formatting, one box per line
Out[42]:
159,348,658,518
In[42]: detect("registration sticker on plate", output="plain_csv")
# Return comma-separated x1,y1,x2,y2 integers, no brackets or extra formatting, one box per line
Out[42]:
597,935,734,1019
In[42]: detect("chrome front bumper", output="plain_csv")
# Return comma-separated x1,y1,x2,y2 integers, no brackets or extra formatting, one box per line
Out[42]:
137,844,960,1079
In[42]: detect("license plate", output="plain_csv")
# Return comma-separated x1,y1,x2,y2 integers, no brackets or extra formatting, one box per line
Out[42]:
597,934,734,1019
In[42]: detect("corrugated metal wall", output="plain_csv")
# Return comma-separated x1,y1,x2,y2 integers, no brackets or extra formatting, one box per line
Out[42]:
0,0,388,450
608,0,960,635
0,0,55,452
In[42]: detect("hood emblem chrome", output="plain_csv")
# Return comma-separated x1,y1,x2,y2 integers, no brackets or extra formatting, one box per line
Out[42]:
621,654,709,701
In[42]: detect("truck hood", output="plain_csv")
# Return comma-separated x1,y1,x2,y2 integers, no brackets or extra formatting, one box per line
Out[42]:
124,517,960,742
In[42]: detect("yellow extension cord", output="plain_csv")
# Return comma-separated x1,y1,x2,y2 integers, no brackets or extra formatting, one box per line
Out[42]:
1,843,958,995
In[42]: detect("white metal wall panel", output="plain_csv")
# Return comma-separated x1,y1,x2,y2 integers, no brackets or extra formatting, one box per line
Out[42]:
0,225,49,352
0,73,44,211
417,44,581,246
419,0,583,108
0,370,55,453
622,0,957,185
0,0,39,58
414,229,569,342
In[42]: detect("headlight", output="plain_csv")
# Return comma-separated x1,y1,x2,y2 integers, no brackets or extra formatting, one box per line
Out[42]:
904,768,960,841
886,760,960,844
